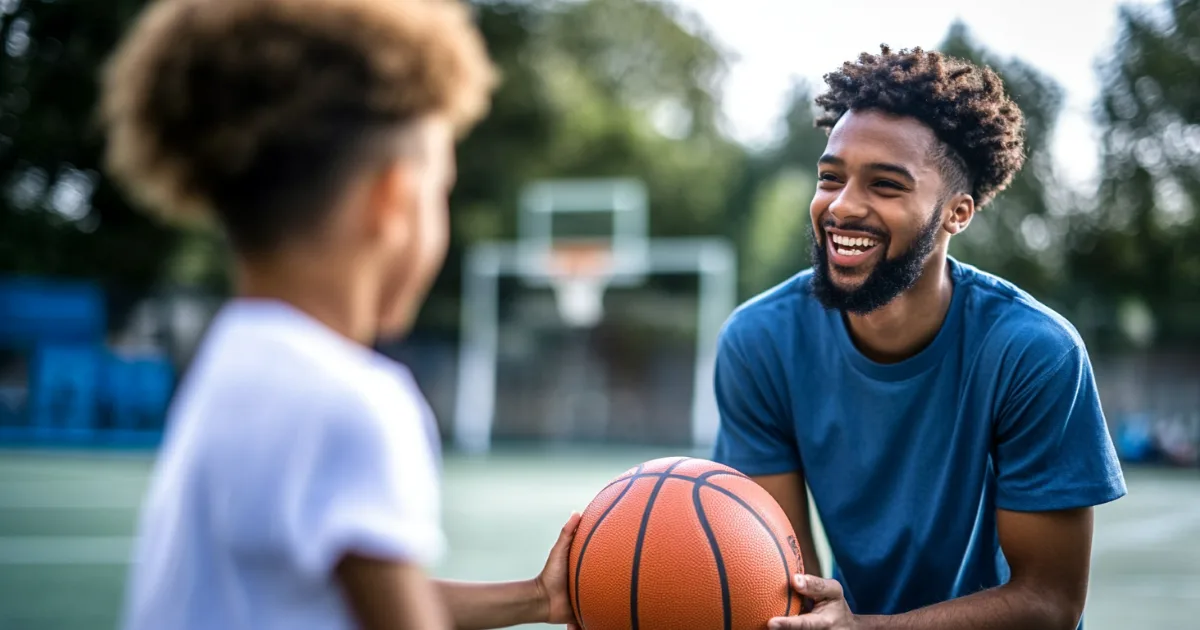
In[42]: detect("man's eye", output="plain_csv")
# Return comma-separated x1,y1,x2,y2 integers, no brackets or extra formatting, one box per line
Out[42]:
875,180,904,190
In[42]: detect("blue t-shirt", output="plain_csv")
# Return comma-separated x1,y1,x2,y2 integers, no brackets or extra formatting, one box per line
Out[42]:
712,258,1126,620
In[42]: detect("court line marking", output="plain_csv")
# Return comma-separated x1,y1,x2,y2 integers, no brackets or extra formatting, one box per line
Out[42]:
1092,503,1200,554
0,536,134,565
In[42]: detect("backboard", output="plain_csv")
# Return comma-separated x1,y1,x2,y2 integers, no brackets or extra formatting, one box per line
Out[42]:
516,178,649,288
454,177,737,454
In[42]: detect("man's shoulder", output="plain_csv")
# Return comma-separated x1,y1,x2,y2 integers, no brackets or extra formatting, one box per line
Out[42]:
955,260,1087,364
721,269,820,347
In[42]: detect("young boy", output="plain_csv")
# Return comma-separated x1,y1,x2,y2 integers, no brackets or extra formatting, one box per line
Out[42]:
99,1,580,628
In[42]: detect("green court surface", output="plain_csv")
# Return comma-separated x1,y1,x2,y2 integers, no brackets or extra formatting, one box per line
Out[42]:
1,448,1197,629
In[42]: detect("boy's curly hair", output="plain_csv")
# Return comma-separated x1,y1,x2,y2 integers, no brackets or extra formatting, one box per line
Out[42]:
100,0,497,252
814,45,1025,207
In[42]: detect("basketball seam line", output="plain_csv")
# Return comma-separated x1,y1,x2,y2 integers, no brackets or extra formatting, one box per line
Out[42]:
596,469,750,496
630,457,691,630
693,471,733,630
571,463,646,629
699,480,796,618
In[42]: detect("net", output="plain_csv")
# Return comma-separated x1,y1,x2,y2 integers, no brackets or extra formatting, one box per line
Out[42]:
548,244,611,328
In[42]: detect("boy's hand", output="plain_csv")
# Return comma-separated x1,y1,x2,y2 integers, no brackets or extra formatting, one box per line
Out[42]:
533,512,583,628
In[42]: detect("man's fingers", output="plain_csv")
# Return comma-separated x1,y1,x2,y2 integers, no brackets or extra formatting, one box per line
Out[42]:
768,613,828,630
792,574,843,603
769,576,846,629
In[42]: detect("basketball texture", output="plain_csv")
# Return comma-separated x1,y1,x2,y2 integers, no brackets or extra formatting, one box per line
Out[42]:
567,457,805,630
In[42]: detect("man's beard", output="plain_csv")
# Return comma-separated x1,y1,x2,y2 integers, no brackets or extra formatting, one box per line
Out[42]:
809,206,941,315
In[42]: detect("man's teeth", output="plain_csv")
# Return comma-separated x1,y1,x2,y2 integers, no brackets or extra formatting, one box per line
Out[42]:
830,234,880,249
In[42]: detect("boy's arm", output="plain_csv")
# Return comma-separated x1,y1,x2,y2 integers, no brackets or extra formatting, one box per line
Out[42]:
436,512,581,630
337,556,453,630
433,579,548,630
335,563,546,630
338,513,581,630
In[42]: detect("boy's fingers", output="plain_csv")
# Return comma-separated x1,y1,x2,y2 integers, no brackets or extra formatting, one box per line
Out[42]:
561,512,582,537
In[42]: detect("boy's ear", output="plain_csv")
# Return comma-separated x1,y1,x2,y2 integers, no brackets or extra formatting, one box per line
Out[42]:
364,160,418,246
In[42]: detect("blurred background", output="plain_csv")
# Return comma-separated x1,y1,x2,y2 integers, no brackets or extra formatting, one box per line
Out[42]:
2,0,1199,628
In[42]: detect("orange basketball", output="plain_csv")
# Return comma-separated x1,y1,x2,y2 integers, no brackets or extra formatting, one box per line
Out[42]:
567,457,806,630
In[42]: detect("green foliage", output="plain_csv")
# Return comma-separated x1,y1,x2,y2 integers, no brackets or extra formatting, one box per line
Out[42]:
425,0,745,330
1068,0,1200,350
3,0,1198,350
742,167,814,296
1,0,747,334
725,83,826,298
938,22,1067,300
1,0,185,326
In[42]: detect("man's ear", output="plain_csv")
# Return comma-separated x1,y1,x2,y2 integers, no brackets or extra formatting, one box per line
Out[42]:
943,193,976,235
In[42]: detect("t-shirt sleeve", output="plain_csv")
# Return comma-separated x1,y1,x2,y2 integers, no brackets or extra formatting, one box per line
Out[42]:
282,395,446,579
993,339,1127,512
711,320,802,476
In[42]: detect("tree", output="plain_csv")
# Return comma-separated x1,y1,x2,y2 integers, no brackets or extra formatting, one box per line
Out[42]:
423,0,746,330
938,22,1068,302
1,0,188,327
1069,0,1200,351
729,82,826,297
2,0,746,334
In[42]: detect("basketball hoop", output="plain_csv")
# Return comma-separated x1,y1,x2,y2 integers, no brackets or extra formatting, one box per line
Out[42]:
454,177,740,455
549,244,610,328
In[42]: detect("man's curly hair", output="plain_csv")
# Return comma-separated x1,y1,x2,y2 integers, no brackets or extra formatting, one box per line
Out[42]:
814,45,1026,207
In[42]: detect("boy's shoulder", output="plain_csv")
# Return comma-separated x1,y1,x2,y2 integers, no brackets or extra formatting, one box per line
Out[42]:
135,301,446,598
177,299,437,451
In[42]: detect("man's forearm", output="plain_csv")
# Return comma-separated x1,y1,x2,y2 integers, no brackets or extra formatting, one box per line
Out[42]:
435,578,545,630
798,533,823,579
858,583,1079,630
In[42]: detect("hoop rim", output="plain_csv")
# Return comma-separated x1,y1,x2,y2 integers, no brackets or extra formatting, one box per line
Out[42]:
547,243,613,279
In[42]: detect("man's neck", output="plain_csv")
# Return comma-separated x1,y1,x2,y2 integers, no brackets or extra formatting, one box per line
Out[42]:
844,253,954,364
235,248,380,345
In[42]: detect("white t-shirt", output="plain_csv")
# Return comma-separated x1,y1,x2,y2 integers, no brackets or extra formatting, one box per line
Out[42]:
121,299,445,630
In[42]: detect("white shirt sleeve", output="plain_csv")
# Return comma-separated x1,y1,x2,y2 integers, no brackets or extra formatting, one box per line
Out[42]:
278,389,445,579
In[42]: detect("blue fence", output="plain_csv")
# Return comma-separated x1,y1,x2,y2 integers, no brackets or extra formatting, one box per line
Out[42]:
0,277,107,347
1,275,1196,460
0,277,174,447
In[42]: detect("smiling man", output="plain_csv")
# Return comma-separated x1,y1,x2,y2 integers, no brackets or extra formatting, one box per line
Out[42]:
712,46,1126,630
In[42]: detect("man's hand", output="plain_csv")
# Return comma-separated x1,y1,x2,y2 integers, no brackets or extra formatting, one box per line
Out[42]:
533,512,583,629
769,575,859,630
